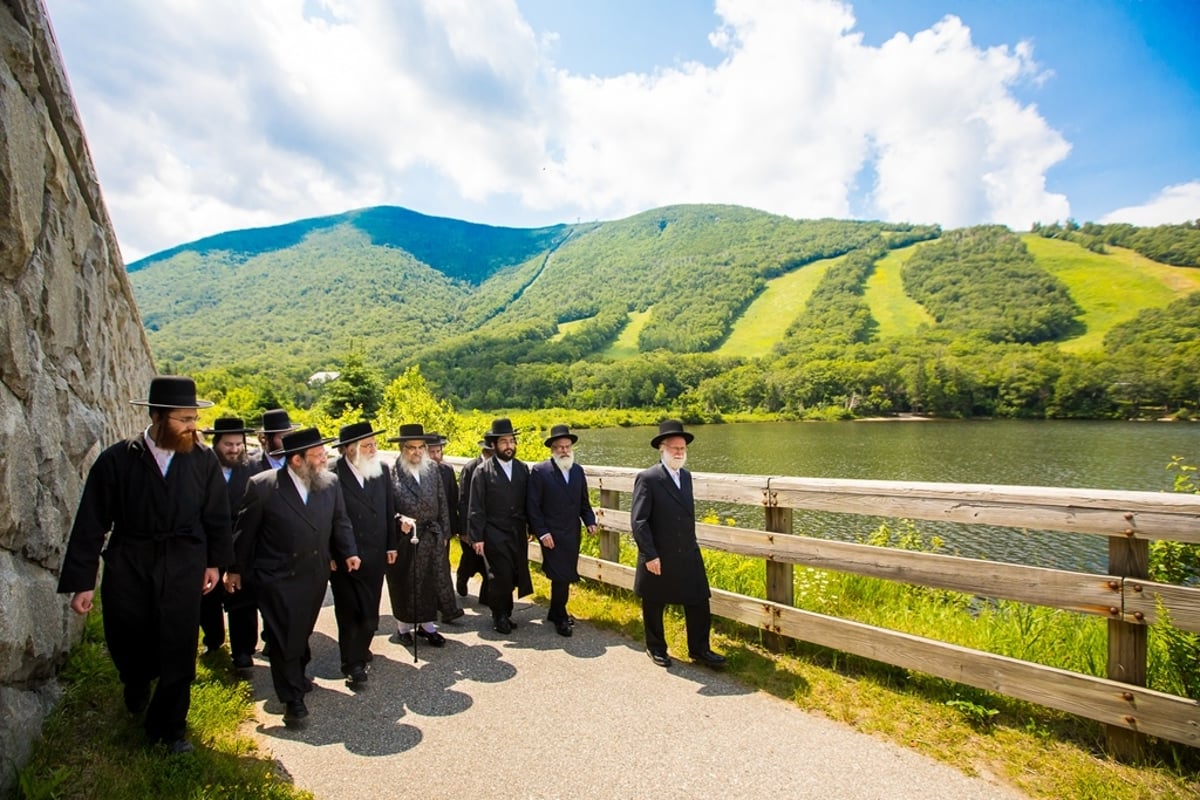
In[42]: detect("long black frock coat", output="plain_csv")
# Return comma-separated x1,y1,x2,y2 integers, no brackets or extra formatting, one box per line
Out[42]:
220,462,256,613
630,463,711,605
233,468,356,661
527,459,596,583
332,458,397,628
467,457,534,597
388,464,454,621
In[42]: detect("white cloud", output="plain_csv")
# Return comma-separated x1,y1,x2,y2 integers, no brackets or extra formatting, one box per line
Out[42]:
46,0,1073,260
1099,182,1200,226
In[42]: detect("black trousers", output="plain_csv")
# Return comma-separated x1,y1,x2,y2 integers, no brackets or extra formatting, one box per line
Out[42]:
329,572,376,672
483,538,519,620
101,538,205,743
641,597,711,657
548,579,570,621
457,537,487,587
225,586,260,660
263,627,311,704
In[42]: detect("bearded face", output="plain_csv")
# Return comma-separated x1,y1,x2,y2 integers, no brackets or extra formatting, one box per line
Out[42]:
400,441,432,479
291,447,333,491
493,434,516,462
152,410,199,454
347,440,383,480
550,438,574,472
659,436,688,471
213,434,247,468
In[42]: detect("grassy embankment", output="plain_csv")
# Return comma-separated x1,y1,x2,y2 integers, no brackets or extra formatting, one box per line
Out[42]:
715,256,837,358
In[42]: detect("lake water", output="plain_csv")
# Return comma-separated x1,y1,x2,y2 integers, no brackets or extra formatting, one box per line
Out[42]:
571,420,1200,573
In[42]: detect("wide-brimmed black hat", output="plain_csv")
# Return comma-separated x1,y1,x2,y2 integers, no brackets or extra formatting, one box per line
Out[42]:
202,417,254,437
259,408,297,434
269,427,336,457
650,419,694,449
477,439,493,450
426,431,449,447
543,424,579,447
483,417,521,443
130,376,213,409
387,423,437,443
333,421,385,448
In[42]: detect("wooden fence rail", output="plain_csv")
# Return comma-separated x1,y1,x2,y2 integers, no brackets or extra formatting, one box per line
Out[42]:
511,462,1200,756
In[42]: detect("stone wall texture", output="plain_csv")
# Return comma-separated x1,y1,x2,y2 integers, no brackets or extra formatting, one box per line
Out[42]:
1,0,156,789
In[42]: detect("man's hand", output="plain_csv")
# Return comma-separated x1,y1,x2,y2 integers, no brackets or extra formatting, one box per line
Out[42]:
345,556,362,572
646,558,662,575
585,524,597,535
387,549,398,565
540,534,555,549
473,541,484,556
224,573,241,592
202,567,220,595
70,590,94,615
329,559,338,571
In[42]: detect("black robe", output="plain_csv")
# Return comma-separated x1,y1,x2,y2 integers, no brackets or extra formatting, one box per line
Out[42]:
387,463,454,622
232,469,356,663
527,459,596,583
630,463,711,605
332,458,397,635
467,457,534,598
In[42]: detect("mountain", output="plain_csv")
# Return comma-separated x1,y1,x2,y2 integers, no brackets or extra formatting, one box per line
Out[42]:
127,204,1200,419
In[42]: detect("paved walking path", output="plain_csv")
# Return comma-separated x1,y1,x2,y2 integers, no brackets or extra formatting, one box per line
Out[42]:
244,588,1024,800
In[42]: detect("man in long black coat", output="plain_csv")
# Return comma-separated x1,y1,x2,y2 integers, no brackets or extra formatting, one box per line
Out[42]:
330,422,397,685
631,420,725,669
198,417,256,673
455,439,493,599
427,432,465,624
58,376,232,754
527,424,596,637
467,418,533,634
226,428,359,726
252,408,295,473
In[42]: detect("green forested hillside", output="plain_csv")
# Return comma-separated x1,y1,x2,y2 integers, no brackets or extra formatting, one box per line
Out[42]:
129,205,1200,420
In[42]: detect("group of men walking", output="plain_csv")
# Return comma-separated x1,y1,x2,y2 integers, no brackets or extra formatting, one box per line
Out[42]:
57,375,722,753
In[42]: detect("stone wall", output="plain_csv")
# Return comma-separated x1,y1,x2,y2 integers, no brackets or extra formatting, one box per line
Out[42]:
0,0,156,789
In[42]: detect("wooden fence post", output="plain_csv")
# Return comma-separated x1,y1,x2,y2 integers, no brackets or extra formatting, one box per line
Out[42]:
1106,533,1149,760
599,488,621,563
764,504,794,652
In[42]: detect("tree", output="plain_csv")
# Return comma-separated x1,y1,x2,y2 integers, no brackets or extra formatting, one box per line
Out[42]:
318,350,383,418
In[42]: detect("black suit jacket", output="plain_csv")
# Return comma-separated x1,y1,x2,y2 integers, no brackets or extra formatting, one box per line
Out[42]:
630,463,710,605
527,459,596,582
233,467,356,659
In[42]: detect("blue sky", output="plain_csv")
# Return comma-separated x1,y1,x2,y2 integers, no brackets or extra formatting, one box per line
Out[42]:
45,0,1200,261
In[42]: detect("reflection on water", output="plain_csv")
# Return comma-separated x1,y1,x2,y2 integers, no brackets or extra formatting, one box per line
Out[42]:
571,420,1200,573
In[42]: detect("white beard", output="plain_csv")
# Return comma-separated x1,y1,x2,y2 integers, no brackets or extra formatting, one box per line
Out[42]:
403,453,433,480
352,451,383,480
661,452,687,472
553,453,575,472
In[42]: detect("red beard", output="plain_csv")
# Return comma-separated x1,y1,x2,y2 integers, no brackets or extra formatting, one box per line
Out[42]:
156,424,199,454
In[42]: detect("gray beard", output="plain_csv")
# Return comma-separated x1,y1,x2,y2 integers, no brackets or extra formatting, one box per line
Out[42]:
294,460,335,492
661,452,687,472
403,453,433,480
553,453,575,472
352,452,383,480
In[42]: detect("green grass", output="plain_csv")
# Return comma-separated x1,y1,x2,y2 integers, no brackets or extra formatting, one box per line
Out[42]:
865,243,936,338
716,257,838,358
17,602,311,800
598,307,653,360
1021,235,1200,353
550,316,592,342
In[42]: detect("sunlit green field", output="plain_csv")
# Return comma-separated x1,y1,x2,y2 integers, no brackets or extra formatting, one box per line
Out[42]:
598,307,653,360
716,257,838,358
864,243,935,338
550,315,591,342
1021,235,1200,353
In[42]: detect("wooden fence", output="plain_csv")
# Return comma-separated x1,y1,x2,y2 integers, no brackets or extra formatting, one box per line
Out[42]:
510,463,1200,757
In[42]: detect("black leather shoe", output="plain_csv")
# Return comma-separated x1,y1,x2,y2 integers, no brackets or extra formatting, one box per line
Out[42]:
555,619,573,637
345,665,369,685
493,617,512,634
164,738,194,755
646,649,672,668
691,650,727,668
441,608,465,624
123,682,150,713
283,700,309,726
567,614,576,627
391,631,414,646
302,676,315,693
231,653,253,673
417,628,446,647
506,617,518,630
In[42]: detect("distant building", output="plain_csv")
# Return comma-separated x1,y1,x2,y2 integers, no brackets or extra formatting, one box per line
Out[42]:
308,370,340,385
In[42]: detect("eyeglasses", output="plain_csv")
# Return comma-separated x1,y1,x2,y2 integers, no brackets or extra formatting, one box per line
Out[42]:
402,444,427,452
168,414,200,425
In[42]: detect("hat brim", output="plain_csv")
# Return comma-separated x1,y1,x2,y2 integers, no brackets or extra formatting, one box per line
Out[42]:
484,428,522,442
131,398,214,409
543,433,579,447
332,428,386,448
269,436,337,458
385,434,439,444
202,427,254,436
650,431,694,449
260,425,299,434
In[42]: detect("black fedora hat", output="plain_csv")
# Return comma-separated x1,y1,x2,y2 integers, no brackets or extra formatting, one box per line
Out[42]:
130,375,213,409
387,423,437,443
426,431,449,447
650,419,694,449
202,417,254,437
269,427,336,458
333,421,385,448
543,424,579,448
483,417,521,443
259,408,297,434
